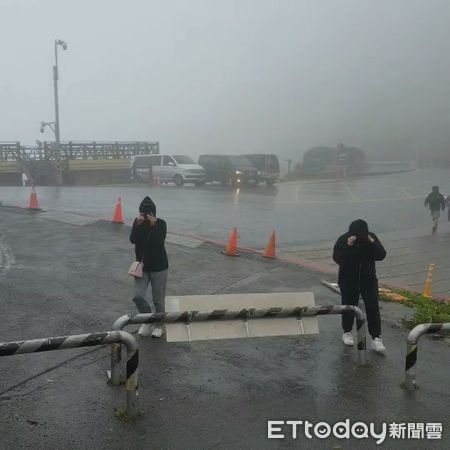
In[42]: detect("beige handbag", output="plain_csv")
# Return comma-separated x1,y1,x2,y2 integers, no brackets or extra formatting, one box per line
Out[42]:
128,260,143,278
129,226,151,277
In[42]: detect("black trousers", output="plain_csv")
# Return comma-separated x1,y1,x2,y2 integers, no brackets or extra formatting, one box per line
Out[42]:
339,278,381,338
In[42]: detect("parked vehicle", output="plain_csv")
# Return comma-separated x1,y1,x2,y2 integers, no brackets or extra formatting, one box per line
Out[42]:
244,154,280,185
130,154,206,186
198,154,261,186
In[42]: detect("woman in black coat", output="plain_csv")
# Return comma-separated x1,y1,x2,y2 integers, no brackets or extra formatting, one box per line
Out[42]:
130,196,168,337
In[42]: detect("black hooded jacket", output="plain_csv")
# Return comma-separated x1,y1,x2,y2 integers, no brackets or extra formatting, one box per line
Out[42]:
424,188,445,212
332,220,386,286
129,196,168,272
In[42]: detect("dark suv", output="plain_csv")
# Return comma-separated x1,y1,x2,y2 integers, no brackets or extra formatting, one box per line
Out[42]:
198,155,261,186
244,154,280,185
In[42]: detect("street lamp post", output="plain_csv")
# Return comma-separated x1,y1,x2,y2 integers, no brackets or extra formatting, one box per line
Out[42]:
37,40,67,185
52,39,67,185
285,159,292,176
53,39,67,149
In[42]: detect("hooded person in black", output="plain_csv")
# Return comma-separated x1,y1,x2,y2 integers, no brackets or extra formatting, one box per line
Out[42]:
130,196,168,337
424,186,446,233
333,219,387,352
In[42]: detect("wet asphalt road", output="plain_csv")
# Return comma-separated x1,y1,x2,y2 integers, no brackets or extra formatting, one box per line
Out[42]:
0,207,449,449
1,169,449,249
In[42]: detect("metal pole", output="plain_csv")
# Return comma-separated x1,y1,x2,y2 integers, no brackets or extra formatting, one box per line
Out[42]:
404,322,450,390
53,40,60,146
286,159,292,175
53,39,60,145
110,314,135,386
120,331,139,416
53,39,63,185
110,313,151,386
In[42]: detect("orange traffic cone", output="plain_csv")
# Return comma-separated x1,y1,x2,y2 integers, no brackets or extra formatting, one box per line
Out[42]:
262,230,276,259
112,197,124,224
28,186,40,210
422,263,435,298
222,227,239,256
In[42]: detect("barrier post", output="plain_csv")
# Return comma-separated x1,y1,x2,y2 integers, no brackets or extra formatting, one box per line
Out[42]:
404,323,450,390
302,305,367,365
110,313,160,386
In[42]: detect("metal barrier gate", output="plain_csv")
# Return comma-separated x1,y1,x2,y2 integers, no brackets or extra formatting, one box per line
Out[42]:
0,331,139,417
404,322,450,390
109,305,367,386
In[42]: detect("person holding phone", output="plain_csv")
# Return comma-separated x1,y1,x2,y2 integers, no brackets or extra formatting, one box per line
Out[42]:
130,196,168,337
332,219,387,353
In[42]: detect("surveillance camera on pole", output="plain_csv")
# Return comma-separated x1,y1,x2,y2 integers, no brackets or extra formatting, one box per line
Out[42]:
40,121,56,135
56,40,68,51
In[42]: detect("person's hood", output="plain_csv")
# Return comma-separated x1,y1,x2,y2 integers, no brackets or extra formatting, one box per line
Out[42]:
349,219,369,239
139,196,156,216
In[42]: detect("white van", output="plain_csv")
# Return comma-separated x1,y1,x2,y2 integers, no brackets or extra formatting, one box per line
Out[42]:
130,154,206,186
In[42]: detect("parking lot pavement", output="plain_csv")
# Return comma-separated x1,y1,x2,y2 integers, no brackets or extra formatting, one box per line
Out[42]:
0,207,449,449
1,169,449,248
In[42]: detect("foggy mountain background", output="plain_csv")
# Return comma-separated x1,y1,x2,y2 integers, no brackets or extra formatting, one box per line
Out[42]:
1,0,450,165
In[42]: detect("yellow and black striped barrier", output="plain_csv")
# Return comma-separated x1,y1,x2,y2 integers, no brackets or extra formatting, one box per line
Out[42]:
404,323,450,390
0,330,139,417
109,303,368,386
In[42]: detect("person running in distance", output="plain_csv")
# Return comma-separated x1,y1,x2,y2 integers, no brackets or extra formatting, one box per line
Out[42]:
424,186,446,233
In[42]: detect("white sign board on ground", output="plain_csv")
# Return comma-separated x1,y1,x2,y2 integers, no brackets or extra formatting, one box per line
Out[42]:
165,292,318,342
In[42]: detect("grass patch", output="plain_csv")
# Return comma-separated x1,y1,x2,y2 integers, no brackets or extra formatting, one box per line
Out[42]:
381,290,450,329
114,408,138,423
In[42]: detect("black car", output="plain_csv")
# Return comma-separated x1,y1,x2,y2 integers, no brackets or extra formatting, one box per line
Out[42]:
198,155,261,186
244,154,280,185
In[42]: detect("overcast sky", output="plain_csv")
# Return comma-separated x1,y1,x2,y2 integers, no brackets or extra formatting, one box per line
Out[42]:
1,0,450,162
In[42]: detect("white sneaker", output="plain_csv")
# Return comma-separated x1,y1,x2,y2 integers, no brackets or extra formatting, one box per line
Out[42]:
342,332,354,346
371,337,386,353
151,327,163,338
138,324,152,337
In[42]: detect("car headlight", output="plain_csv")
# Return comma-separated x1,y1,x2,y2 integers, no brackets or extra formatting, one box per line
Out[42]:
235,171,242,175
257,171,262,176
